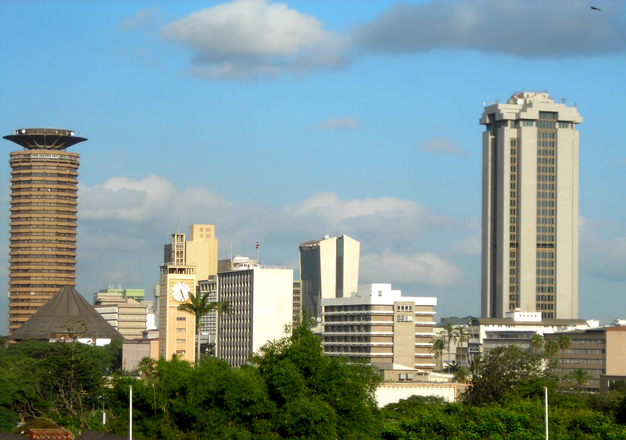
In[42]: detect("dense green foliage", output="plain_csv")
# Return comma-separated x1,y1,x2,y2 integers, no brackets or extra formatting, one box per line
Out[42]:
105,323,382,439
4,329,626,439
0,338,122,434
381,395,626,440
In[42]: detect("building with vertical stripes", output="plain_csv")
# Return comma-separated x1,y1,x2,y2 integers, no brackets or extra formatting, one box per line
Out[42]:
480,92,582,319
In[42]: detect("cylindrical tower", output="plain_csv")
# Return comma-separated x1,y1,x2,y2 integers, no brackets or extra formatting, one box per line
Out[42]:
3,128,87,333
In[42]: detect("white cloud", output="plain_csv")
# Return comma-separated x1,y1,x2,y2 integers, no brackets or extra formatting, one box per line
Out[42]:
313,116,361,130
353,0,626,57
448,233,481,257
361,250,462,288
75,175,468,296
579,216,626,282
120,6,162,30
419,136,467,156
159,0,348,80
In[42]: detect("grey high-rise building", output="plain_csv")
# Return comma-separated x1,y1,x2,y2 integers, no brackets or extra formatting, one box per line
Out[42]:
480,92,582,319
298,235,360,322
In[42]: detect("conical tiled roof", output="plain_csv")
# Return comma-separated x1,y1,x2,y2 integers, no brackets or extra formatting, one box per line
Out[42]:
10,286,124,341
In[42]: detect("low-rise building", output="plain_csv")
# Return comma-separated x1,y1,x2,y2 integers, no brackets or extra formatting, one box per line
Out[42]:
321,283,437,380
94,290,150,340
545,326,626,392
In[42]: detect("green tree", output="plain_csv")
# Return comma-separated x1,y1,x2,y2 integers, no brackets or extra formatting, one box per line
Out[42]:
544,339,560,358
442,322,457,367
463,345,555,406
558,334,571,361
177,290,229,364
253,320,382,439
430,337,447,371
530,333,544,352
455,326,469,366
566,368,593,392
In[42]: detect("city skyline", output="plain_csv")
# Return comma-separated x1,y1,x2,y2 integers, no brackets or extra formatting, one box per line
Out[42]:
1,1,626,327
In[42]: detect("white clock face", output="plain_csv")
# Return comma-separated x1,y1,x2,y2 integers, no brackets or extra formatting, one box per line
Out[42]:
171,282,191,302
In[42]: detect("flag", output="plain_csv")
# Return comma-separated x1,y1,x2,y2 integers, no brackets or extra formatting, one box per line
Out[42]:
256,241,259,249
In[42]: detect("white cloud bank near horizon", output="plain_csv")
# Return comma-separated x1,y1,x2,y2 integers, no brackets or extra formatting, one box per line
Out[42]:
76,174,468,294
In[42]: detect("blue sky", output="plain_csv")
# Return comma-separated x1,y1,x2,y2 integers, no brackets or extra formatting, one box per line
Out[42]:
1,0,625,329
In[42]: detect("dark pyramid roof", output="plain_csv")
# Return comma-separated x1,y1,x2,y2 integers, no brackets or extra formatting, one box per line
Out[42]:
10,286,124,341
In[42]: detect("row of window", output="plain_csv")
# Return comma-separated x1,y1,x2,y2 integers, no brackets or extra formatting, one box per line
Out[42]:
537,120,556,129
538,175,555,182
537,208,555,216
537,226,554,233
537,277,554,285
537,295,554,301
538,131,556,139
567,348,606,354
538,166,555,173
537,217,554,224
536,269,554,276
538,158,555,165
537,191,554,199
537,201,555,208
537,234,555,242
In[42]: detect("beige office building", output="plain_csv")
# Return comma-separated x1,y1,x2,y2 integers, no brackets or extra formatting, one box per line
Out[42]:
321,283,437,376
481,92,582,319
299,235,360,322
3,128,86,333
159,224,218,362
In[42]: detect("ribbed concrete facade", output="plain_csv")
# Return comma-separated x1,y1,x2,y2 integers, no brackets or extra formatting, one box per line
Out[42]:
3,128,86,333
480,93,582,319
321,284,437,371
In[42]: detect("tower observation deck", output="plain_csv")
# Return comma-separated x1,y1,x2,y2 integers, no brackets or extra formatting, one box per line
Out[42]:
3,128,87,333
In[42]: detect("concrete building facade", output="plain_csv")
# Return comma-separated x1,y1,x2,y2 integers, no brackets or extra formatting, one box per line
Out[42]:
299,235,360,322
93,291,150,340
159,225,219,363
321,283,437,377
545,326,626,392
216,267,293,367
3,128,86,333
480,92,582,319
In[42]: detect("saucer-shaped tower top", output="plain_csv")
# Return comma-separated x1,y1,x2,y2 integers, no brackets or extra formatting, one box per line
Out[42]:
3,127,87,150
3,127,87,334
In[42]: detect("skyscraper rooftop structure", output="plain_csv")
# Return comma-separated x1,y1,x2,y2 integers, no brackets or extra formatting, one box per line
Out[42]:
480,92,582,319
3,128,86,333
298,235,360,323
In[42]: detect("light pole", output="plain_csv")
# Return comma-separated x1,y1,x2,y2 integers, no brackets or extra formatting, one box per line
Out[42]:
98,396,106,425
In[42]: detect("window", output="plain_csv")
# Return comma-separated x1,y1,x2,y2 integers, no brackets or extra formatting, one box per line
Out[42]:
176,339,186,343
396,305,413,312
176,317,186,321
396,315,413,322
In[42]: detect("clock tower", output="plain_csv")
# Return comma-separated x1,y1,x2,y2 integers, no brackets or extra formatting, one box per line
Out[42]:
159,233,197,362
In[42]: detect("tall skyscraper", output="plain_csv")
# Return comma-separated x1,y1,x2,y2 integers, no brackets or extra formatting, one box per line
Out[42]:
3,128,86,333
298,235,360,322
480,92,582,319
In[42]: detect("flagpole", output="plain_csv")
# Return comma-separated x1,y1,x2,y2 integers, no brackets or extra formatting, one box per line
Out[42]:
256,242,259,262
